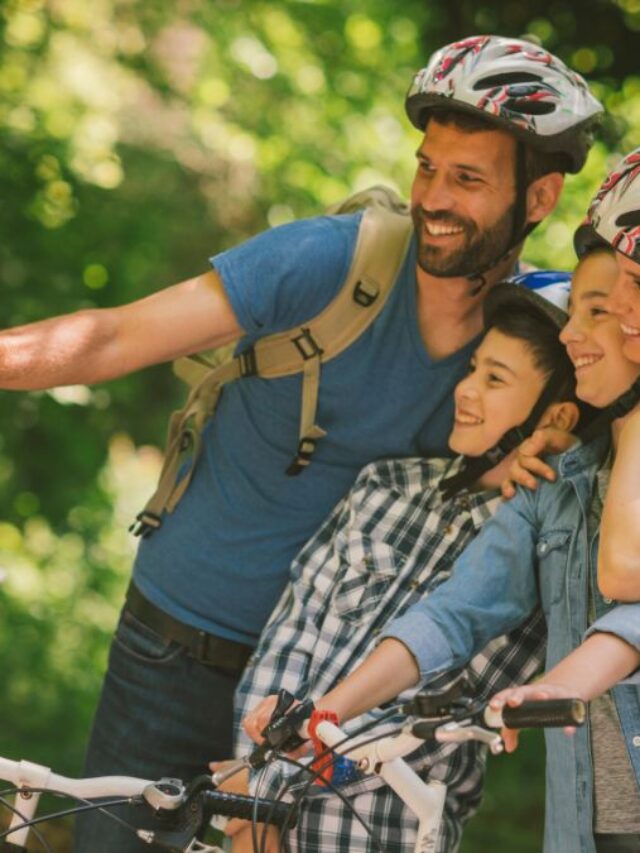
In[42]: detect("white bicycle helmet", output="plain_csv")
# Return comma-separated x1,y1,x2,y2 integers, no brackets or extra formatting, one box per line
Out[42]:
406,35,603,173
575,147,640,262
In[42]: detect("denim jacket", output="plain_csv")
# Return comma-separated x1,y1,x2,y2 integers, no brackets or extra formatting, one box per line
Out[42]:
382,436,640,853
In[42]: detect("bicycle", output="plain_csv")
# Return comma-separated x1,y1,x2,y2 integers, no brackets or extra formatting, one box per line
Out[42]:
0,681,585,852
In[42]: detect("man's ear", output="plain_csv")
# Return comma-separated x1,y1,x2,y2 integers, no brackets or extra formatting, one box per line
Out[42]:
541,400,580,433
526,172,564,225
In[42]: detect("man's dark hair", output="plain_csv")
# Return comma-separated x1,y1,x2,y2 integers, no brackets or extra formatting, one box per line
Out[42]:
489,304,577,405
427,108,571,184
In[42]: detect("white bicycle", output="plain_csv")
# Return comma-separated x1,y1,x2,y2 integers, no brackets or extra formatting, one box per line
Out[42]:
0,681,585,852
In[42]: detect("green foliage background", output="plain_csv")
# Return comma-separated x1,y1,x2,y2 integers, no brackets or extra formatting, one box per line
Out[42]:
1,1,638,849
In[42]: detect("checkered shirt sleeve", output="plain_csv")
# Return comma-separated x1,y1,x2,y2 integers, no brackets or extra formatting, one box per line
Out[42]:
234,457,546,852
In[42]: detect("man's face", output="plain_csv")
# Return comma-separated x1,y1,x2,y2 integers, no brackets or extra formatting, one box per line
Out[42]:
411,119,518,277
448,328,546,457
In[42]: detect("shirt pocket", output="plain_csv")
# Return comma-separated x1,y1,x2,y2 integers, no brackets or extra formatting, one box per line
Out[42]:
536,529,572,611
332,544,398,624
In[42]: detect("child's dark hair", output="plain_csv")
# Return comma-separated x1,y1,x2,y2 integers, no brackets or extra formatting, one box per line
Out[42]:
489,304,578,405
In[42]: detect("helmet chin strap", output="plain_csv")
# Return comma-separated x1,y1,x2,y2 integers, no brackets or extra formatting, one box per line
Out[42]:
466,141,536,297
577,375,640,445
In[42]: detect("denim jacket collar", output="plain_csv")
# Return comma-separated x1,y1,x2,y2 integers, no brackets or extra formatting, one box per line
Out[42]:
556,434,610,482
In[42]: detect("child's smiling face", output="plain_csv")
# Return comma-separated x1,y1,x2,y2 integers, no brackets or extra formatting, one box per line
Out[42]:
560,250,640,408
605,252,640,364
448,327,547,457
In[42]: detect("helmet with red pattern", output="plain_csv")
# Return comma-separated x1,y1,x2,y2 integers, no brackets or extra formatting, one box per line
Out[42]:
575,148,640,263
406,35,603,173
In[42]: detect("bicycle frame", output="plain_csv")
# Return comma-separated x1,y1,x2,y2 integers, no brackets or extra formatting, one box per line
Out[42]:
0,758,152,848
0,696,585,852
308,720,450,853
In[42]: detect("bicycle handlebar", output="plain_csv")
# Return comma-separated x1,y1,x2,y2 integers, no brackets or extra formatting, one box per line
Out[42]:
486,698,586,729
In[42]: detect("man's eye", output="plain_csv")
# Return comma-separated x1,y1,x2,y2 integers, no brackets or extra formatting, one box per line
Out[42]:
590,306,608,317
488,372,503,384
458,172,480,185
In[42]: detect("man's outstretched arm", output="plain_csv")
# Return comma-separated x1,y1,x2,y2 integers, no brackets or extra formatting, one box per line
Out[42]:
0,269,243,390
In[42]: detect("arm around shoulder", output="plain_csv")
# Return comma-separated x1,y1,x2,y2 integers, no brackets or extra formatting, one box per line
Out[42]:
598,411,640,601
0,269,244,390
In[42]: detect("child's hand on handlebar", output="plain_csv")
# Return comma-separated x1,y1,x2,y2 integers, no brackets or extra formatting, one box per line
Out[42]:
489,682,579,752
243,694,310,758
243,695,280,744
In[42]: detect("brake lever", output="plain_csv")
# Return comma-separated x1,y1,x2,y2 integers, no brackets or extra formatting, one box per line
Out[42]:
415,719,503,755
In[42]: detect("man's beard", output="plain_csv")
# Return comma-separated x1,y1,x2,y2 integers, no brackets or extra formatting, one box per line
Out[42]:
412,203,516,278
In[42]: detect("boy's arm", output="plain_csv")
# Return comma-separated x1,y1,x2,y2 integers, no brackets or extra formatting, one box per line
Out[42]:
0,270,243,390
598,409,640,601
315,494,541,722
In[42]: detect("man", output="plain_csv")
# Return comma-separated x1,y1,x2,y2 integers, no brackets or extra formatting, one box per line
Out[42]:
0,35,601,851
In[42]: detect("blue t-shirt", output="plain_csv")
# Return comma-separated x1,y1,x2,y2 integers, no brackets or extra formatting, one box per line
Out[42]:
133,213,479,644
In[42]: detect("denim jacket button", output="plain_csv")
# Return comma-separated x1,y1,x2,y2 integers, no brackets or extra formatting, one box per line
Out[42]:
633,736,640,748
603,596,613,605
539,543,548,555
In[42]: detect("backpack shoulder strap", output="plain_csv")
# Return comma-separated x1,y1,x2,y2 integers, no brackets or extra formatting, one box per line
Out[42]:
256,206,412,473
132,207,412,534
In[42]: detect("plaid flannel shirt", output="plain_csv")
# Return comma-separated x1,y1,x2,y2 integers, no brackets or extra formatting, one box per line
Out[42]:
234,456,546,852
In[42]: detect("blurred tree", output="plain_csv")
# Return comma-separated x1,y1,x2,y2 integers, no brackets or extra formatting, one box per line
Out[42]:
1,1,638,850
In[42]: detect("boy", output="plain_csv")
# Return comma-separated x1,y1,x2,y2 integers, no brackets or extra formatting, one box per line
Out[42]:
236,272,579,852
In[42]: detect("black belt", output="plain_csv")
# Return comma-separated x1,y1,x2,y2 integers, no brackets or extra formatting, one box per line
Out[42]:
125,583,253,677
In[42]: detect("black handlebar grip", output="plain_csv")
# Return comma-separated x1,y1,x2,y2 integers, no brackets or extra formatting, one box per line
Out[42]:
500,698,586,729
203,790,297,828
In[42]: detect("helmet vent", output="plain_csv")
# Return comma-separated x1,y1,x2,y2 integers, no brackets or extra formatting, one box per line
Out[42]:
507,98,556,115
473,72,542,90
616,210,640,228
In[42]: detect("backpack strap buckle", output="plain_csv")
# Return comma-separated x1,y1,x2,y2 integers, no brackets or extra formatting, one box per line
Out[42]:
353,278,379,307
238,346,258,377
129,510,163,538
286,436,319,476
291,328,323,361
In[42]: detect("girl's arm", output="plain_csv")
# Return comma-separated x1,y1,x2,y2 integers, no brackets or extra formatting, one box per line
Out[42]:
598,409,640,601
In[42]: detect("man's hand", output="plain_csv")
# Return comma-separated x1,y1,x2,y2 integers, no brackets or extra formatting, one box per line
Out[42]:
501,427,577,499
209,762,249,795
489,683,577,753
229,822,280,853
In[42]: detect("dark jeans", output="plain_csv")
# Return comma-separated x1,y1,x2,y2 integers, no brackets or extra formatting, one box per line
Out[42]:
595,833,640,853
74,608,241,852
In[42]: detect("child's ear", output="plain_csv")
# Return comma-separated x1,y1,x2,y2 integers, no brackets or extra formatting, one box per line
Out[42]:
543,401,580,433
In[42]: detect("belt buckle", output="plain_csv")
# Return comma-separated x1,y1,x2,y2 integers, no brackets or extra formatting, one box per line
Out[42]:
195,630,212,664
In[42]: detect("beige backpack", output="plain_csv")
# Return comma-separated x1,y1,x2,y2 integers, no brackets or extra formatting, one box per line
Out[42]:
131,187,413,537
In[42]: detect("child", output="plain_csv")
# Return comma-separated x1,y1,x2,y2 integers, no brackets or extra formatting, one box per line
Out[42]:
297,243,640,853
233,273,579,853
576,148,640,603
